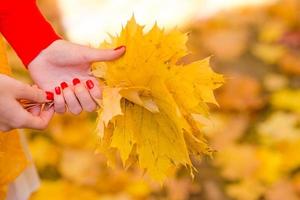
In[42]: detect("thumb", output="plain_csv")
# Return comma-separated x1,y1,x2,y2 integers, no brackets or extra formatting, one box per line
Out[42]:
15,84,48,103
81,45,126,62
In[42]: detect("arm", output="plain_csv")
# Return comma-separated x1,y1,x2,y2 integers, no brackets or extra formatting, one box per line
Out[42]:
0,0,60,66
0,0,126,115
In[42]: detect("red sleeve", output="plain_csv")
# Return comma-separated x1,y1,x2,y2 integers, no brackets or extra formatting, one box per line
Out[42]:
0,0,61,67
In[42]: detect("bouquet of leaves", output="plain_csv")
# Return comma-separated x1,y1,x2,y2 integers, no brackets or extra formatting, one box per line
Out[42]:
92,17,224,181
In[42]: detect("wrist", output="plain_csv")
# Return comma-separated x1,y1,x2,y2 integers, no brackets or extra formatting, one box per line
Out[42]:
28,39,63,68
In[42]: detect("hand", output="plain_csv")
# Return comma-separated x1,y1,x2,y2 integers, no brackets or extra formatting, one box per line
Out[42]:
0,74,54,132
28,40,125,115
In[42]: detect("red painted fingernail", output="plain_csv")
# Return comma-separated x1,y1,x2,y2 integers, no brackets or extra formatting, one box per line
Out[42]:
46,91,54,100
61,82,68,89
55,87,61,95
86,80,94,89
114,45,125,51
72,78,80,85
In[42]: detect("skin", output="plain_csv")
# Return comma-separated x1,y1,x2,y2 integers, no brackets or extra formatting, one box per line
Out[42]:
0,40,124,132
28,40,126,115
0,74,54,132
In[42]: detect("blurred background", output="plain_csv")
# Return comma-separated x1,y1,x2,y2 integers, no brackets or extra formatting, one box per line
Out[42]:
5,0,300,199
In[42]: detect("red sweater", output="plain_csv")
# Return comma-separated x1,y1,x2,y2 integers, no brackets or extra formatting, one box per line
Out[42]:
0,0,60,66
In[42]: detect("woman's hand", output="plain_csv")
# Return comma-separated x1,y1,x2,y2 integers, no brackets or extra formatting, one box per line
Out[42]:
0,74,54,132
28,40,125,115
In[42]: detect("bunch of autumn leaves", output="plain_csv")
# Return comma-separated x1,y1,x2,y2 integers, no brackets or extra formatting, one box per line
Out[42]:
92,17,224,181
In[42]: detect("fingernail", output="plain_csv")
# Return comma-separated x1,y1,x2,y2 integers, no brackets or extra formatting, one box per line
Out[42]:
72,78,81,85
55,87,61,95
86,80,94,89
61,82,68,89
114,45,125,51
46,91,54,101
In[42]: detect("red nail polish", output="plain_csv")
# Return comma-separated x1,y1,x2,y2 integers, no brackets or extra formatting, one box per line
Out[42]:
61,82,68,89
114,45,125,51
55,87,61,95
72,78,80,85
46,91,54,100
86,80,94,89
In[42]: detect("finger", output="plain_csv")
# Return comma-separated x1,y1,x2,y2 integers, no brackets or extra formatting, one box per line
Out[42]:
31,85,39,89
54,86,66,114
28,105,41,116
12,102,54,130
15,84,51,103
82,45,126,62
22,107,54,130
73,80,97,112
85,79,102,101
61,82,82,115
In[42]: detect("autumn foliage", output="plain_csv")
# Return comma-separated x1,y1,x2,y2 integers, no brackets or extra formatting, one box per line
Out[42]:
92,17,224,181
2,0,300,199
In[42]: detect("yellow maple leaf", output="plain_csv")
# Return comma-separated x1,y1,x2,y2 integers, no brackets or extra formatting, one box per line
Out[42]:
92,16,224,181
